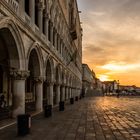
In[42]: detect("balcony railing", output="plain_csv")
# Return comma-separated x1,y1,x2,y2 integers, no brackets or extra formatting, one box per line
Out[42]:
4,0,19,13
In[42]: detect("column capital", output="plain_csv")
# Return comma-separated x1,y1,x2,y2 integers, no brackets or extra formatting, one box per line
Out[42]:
33,77,44,83
10,70,29,80
38,2,44,11
62,83,66,87
55,83,60,86
46,81,54,86
50,21,53,27
43,12,49,19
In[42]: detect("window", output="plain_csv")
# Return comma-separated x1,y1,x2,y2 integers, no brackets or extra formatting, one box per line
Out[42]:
48,21,51,41
25,0,29,15
35,0,39,26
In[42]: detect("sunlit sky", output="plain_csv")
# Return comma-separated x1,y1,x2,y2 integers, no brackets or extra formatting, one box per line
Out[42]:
77,0,140,86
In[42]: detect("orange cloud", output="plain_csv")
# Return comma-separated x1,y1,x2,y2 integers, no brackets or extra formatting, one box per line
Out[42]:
78,0,140,86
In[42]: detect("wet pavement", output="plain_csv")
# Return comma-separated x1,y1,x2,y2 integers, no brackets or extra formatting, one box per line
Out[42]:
0,96,140,140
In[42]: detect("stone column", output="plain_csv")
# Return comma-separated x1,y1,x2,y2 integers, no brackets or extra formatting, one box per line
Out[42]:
34,77,43,112
66,87,69,100
71,88,73,97
29,0,35,23
44,13,49,36
69,88,71,98
56,84,60,104
10,70,29,118
61,86,65,101
68,88,71,99
55,33,58,49
58,37,61,52
38,2,43,32
50,22,54,43
53,28,55,47
73,88,76,97
47,82,54,106
19,0,24,18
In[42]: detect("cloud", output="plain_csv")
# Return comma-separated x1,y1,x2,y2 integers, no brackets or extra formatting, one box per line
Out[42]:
78,0,140,86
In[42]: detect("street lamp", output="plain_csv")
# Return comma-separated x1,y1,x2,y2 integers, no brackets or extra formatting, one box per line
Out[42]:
117,80,120,90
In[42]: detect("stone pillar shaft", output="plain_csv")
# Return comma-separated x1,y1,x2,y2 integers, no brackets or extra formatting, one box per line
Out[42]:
56,85,60,104
51,24,54,43
35,79,43,112
44,16,48,36
38,10,43,32
48,83,53,106
62,86,65,101
10,70,29,118
13,79,25,117
29,0,35,23
37,2,43,32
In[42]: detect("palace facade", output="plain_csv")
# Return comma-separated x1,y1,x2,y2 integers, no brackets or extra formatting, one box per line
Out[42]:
0,0,82,119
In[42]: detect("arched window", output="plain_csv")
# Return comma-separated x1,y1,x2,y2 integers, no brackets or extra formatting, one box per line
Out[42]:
25,0,30,15
35,0,39,26
48,20,51,41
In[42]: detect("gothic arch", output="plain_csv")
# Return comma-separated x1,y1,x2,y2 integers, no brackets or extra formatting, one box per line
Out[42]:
45,56,54,83
27,42,44,76
0,17,25,69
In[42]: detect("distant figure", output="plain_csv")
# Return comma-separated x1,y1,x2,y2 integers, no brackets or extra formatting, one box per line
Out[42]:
0,95,6,108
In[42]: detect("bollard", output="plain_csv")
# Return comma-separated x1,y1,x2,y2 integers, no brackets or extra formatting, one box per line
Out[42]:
17,114,31,136
75,96,78,101
59,101,65,111
44,105,52,117
70,98,74,104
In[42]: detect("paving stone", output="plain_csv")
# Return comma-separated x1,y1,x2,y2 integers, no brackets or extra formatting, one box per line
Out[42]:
0,97,140,140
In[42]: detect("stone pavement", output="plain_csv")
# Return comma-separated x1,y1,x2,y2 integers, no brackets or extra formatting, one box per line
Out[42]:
0,97,140,140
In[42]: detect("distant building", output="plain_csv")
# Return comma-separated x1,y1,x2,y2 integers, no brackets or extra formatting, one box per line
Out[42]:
82,64,94,95
119,85,138,95
96,78,103,90
103,80,118,95
82,64,103,96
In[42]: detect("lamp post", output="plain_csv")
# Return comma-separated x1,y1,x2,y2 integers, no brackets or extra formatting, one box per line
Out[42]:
117,80,120,90
117,80,120,98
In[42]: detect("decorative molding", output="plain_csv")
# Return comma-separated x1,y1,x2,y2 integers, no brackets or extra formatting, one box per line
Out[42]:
33,76,44,83
10,70,30,80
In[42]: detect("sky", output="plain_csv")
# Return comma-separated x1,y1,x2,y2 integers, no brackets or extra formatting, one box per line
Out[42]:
77,0,140,86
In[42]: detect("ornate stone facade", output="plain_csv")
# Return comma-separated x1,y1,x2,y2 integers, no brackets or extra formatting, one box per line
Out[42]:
0,0,82,118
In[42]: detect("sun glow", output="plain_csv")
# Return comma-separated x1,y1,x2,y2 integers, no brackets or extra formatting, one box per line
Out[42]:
98,75,111,81
101,62,140,72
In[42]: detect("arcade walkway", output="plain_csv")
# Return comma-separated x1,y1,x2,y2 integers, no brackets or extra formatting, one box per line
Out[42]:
0,97,140,140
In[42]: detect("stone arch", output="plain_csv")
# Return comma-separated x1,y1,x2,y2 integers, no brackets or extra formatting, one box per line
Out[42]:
45,56,54,82
0,17,25,119
0,17,25,70
53,63,61,105
43,56,54,106
27,42,44,76
25,44,43,112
